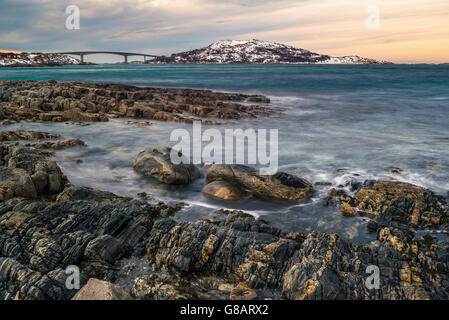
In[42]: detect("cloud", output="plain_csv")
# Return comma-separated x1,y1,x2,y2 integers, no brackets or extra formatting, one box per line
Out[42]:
0,0,448,62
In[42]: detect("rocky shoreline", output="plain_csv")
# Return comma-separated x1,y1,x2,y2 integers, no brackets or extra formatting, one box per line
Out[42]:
0,80,271,125
0,80,448,300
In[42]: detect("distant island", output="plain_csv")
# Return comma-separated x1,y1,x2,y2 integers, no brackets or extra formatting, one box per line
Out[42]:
149,39,392,65
0,50,80,67
1,39,393,67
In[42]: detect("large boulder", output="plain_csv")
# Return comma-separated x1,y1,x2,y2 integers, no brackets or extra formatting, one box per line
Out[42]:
206,164,313,201
133,147,200,185
202,180,248,201
72,278,132,300
6,146,65,196
0,167,37,200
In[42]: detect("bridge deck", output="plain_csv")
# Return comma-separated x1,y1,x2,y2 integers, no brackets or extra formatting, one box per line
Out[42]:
56,51,160,58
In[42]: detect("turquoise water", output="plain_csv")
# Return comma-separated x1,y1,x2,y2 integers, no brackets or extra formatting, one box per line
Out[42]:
1,64,448,243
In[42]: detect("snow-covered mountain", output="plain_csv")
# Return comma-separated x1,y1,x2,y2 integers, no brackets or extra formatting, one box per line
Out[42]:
0,52,80,67
151,39,390,64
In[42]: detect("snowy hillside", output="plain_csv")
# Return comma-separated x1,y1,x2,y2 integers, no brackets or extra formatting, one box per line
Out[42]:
0,52,80,67
151,39,390,64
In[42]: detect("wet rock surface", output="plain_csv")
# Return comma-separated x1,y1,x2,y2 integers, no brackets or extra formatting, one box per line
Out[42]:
0,80,272,125
206,164,313,201
202,180,249,201
133,147,201,185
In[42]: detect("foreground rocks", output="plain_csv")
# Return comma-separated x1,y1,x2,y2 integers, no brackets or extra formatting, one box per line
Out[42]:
1,132,448,300
206,164,313,201
1,193,448,300
0,80,272,125
326,180,448,230
133,147,201,185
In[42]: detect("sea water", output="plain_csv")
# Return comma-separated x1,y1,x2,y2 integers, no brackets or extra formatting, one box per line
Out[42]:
1,64,448,243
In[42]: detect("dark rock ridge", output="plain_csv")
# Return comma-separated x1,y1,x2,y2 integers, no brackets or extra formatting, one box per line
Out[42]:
0,80,272,125
150,39,391,65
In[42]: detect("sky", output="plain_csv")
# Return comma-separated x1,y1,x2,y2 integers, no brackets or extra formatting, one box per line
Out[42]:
0,0,448,63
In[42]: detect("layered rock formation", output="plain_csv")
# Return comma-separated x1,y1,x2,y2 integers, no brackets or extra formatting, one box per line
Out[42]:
0,80,272,125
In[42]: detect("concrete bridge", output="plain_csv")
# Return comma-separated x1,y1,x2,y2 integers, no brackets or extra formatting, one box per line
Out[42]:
55,51,162,64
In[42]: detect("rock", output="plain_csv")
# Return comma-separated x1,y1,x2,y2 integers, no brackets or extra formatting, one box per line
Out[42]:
353,180,448,227
133,147,201,185
0,190,448,300
33,139,86,150
62,108,107,122
146,212,449,300
4,146,66,196
0,80,272,125
72,278,132,300
0,167,37,200
340,202,356,217
132,274,196,300
0,130,59,142
84,235,126,264
56,186,123,202
206,164,313,201
390,168,402,175
230,283,257,300
0,198,154,299
202,181,248,201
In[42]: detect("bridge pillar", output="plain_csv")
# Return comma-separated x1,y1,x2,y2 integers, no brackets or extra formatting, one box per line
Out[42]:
80,53,84,64
124,55,128,64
